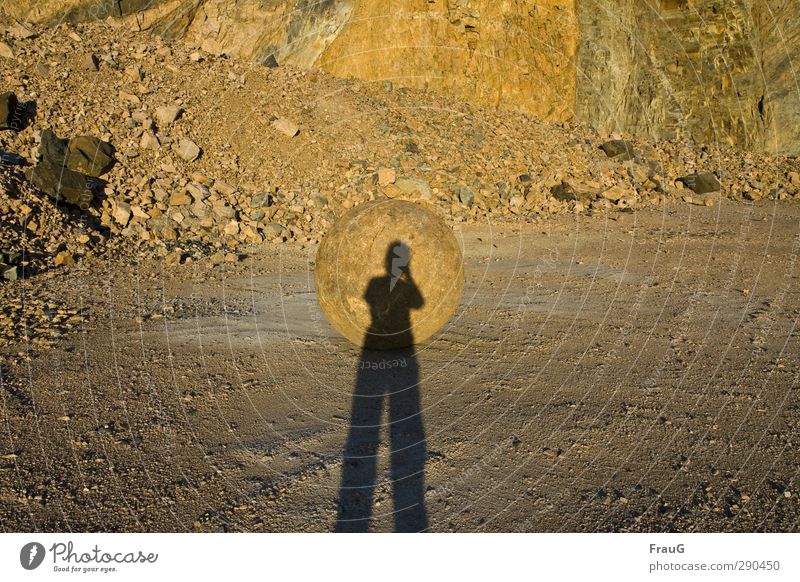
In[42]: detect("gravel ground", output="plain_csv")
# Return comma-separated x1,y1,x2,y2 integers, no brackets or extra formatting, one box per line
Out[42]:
2,200,799,532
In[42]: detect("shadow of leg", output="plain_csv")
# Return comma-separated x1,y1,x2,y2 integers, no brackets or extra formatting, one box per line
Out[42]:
389,348,428,532
335,350,385,533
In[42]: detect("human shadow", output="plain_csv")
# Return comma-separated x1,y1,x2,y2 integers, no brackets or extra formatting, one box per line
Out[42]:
336,241,429,532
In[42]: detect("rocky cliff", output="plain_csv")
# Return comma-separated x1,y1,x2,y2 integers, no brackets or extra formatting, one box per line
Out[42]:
577,0,800,155
3,0,799,154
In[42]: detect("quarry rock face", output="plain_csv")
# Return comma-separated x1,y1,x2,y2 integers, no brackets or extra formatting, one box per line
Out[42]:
314,200,464,349
3,0,799,154
576,0,800,156
318,0,578,123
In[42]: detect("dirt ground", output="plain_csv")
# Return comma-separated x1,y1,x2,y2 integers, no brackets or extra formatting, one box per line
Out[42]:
2,199,800,532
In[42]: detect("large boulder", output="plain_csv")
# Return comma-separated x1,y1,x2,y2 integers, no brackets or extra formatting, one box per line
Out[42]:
599,140,635,161
67,136,116,177
0,92,18,129
678,172,721,194
27,130,96,207
315,200,463,349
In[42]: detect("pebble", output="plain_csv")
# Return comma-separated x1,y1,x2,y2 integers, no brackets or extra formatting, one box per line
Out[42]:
378,167,396,186
140,131,160,150
169,191,192,206
80,53,99,71
174,138,201,162
113,202,132,226
156,105,183,127
456,185,475,207
2,264,20,281
394,176,432,200
214,180,237,196
54,251,75,267
272,118,300,137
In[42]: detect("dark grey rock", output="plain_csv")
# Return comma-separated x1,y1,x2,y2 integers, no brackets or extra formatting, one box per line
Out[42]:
29,130,96,207
456,185,474,207
67,136,116,177
1,250,21,264
0,92,19,130
261,54,279,68
551,182,579,202
250,192,274,208
679,172,721,194
600,140,635,161
28,160,95,208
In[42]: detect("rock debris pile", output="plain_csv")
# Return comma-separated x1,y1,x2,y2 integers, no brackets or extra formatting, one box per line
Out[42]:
0,14,798,287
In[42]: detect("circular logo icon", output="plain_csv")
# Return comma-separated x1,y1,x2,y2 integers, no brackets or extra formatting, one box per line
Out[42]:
20,542,45,570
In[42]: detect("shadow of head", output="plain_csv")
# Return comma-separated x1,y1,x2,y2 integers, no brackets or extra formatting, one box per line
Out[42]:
362,241,425,349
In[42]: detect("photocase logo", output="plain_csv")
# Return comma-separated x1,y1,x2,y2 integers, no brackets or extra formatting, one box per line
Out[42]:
389,242,410,292
20,542,46,570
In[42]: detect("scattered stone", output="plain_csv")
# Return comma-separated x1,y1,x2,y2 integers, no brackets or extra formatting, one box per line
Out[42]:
311,192,328,207
80,53,99,72
394,176,432,200
250,192,273,208
113,202,132,226
27,161,94,207
683,195,715,207
223,220,240,236
591,198,614,211
378,167,396,187
140,131,160,150
214,180,237,196
2,264,20,281
405,140,420,153
600,140,635,161
118,91,141,105
600,185,629,202
0,92,18,130
67,136,116,177
456,185,475,207
28,131,97,207
272,118,299,137
125,65,142,82
54,251,75,267
262,223,284,238
0,41,14,59
187,183,211,201
8,22,36,40
1,251,23,282
174,138,201,162
156,105,183,127
678,172,721,194
551,181,586,202
169,191,192,206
